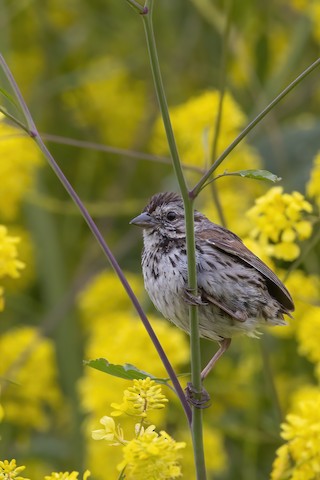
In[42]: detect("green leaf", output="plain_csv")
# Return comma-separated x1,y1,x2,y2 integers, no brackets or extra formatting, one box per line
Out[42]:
84,358,170,384
230,169,281,182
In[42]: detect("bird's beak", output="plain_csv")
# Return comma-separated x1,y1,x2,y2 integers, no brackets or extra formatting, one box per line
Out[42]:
129,212,156,228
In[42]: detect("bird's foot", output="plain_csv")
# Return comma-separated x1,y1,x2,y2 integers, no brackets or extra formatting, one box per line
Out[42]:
183,288,208,306
185,382,211,408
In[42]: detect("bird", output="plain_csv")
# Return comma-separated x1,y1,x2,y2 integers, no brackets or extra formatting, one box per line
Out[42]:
130,191,294,386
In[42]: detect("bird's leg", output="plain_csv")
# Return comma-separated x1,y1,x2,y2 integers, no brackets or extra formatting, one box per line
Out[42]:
185,339,231,408
201,338,231,381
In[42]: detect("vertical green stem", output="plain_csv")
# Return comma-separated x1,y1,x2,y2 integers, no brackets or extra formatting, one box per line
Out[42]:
142,2,207,478
142,3,188,200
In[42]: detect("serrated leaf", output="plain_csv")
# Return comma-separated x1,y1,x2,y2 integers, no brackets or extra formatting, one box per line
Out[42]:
231,169,281,182
84,358,169,385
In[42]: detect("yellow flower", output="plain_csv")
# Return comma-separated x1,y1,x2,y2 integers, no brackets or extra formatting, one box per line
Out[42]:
246,187,313,261
271,391,320,480
44,471,90,480
111,378,168,418
63,57,145,148
92,416,125,445
151,90,256,168
0,225,25,310
0,459,29,480
296,306,320,368
0,115,42,220
307,150,320,208
0,327,61,429
0,226,24,278
119,425,185,480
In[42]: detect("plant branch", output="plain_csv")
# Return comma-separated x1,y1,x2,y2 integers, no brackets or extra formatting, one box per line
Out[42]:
40,133,206,174
0,53,192,426
191,57,320,198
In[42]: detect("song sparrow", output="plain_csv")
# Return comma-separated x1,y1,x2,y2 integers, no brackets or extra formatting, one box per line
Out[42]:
130,192,294,384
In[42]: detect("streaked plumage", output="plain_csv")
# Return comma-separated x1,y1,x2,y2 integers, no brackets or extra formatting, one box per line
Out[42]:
130,192,294,373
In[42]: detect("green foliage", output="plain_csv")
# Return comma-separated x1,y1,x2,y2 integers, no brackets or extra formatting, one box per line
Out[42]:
84,358,169,384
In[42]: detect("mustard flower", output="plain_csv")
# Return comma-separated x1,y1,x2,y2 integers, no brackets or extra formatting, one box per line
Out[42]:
92,416,125,445
0,226,24,278
271,393,320,480
0,225,24,310
0,459,29,480
247,187,313,261
119,425,185,480
111,378,168,418
271,395,320,480
151,90,253,167
0,115,42,220
307,150,320,208
0,327,61,429
296,306,320,367
44,471,90,480
63,57,145,148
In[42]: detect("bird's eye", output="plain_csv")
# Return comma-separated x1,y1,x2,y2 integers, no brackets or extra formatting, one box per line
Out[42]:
166,211,177,221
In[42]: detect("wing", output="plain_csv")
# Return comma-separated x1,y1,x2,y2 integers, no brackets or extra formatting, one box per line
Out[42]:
199,225,294,314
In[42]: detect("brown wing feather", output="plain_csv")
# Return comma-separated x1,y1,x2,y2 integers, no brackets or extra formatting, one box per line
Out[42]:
199,226,294,313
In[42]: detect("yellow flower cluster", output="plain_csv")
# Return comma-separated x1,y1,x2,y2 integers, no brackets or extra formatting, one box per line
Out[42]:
44,471,90,480
0,327,61,429
0,459,29,480
0,115,42,220
0,225,24,310
119,425,185,480
307,150,320,209
92,416,125,445
295,306,320,379
0,460,90,480
271,392,320,479
247,186,313,261
63,57,145,148
92,378,185,480
111,377,168,418
151,90,258,169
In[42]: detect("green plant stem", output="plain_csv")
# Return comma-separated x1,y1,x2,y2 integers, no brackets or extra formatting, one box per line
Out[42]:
191,57,320,197
141,3,206,479
142,3,188,200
